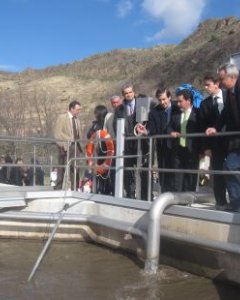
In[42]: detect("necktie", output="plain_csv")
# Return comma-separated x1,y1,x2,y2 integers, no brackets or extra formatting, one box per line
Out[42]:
164,109,171,147
72,117,79,140
164,109,168,124
213,96,219,115
180,110,188,147
126,103,134,134
128,103,134,116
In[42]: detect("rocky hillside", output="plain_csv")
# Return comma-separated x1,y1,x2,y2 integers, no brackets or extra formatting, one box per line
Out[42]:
139,17,240,92
0,16,240,136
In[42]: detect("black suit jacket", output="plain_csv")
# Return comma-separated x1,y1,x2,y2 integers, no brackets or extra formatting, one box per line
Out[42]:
167,106,200,154
148,101,178,134
217,76,240,152
199,90,227,151
147,101,178,148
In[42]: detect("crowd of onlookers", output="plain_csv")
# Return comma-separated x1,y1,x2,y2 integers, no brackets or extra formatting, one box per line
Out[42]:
0,155,44,186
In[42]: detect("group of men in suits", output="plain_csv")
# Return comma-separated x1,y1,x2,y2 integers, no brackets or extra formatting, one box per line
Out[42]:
136,63,240,211
53,62,240,211
140,88,199,194
113,83,200,199
206,63,240,211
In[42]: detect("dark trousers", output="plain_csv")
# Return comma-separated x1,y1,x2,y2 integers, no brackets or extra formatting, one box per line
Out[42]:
123,150,150,200
172,146,198,192
140,153,151,201
56,144,80,190
96,175,111,195
124,155,136,199
157,144,175,193
110,158,116,196
224,151,240,209
211,148,227,206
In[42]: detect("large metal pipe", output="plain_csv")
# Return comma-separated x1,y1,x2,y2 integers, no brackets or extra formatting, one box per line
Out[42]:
144,192,194,274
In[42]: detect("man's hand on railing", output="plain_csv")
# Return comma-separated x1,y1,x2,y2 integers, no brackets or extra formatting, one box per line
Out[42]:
170,132,180,138
205,128,217,136
135,123,148,136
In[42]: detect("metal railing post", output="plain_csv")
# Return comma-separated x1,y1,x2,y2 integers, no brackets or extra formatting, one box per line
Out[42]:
65,140,70,190
136,138,141,200
33,145,36,186
147,137,153,202
115,119,125,198
74,141,77,191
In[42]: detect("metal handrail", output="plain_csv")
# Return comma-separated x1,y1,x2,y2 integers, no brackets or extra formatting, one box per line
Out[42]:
0,128,239,193
123,130,240,141
124,166,240,175
0,129,239,143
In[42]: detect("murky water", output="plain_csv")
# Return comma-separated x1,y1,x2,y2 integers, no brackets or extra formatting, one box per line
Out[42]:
0,240,239,300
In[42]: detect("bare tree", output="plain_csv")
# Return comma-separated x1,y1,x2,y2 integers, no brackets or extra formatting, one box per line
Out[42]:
0,84,58,138
29,86,58,137
0,84,27,136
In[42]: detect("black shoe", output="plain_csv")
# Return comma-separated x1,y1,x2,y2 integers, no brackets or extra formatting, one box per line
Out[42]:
54,186,62,190
224,203,240,213
216,204,228,211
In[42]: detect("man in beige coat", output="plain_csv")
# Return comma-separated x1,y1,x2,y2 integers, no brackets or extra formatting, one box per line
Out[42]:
54,100,83,190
